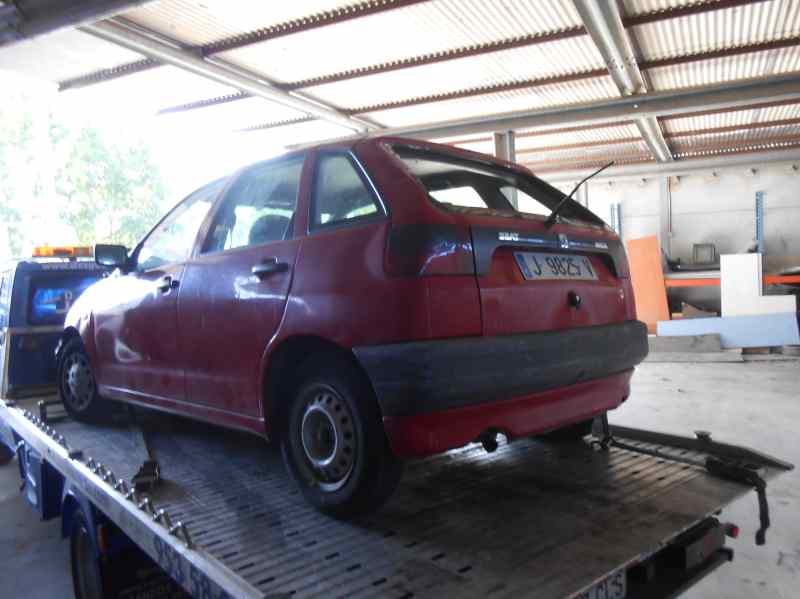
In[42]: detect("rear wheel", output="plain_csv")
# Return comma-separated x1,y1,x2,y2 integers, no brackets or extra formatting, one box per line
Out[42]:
280,357,402,518
70,511,104,599
58,338,110,422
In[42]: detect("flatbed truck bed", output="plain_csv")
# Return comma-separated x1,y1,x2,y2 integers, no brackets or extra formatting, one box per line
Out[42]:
0,394,793,599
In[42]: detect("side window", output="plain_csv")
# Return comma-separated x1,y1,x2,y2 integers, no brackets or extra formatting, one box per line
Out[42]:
311,154,381,229
137,179,225,271
204,157,303,253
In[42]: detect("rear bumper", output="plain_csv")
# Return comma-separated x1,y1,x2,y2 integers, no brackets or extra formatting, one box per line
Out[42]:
383,370,633,456
353,320,648,456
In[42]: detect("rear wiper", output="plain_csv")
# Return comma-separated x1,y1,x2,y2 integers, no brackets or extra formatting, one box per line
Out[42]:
543,161,615,229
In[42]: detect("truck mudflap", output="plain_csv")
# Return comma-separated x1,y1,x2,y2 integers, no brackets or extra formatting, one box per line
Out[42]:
0,396,794,599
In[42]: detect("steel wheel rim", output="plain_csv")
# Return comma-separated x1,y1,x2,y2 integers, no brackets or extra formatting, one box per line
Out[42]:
64,353,95,412
299,388,356,492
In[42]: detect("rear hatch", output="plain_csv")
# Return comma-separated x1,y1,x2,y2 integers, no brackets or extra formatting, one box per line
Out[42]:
469,215,631,336
390,143,633,337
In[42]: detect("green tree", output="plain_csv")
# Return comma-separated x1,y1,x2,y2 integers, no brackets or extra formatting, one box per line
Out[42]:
55,127,166,250
0,101,35,258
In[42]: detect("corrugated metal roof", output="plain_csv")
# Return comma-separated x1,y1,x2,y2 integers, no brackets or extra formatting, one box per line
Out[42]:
522,140,653,166
157,96,308,132
0,29,145,82
630,0,800,60
360,76,620,127
663,101,800,134
122,0,360,46
61,65,239,115
300,37,604,111
517,123,643,149
212,0,585,85
646,46,800,90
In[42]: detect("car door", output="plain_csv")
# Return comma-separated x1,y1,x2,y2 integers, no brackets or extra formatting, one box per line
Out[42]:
177,155,306,418
91,181,223,406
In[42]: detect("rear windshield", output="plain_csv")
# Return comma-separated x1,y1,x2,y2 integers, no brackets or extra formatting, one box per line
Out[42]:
392,145,603,226
28,273,101,326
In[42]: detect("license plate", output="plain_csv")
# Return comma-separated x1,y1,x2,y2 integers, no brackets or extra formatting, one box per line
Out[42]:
577,569,626,599
514,251,598,281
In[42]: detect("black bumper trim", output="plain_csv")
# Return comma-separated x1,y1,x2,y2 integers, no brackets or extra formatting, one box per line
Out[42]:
353,320,648,418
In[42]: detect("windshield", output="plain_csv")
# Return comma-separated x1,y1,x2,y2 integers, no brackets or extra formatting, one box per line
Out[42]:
393,145,603,226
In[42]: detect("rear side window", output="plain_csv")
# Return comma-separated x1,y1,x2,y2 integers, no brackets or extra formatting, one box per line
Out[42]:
204,157,304,253
393,145,602,225
311,154,382,229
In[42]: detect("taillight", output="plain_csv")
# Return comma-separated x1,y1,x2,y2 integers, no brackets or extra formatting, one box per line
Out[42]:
386,224,475,276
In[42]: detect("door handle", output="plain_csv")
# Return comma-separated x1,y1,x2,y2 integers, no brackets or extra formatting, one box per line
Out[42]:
252,258,289,279
156,275,179,293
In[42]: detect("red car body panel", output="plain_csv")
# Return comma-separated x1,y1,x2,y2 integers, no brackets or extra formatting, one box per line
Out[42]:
63,137,648,454
383,370,633,457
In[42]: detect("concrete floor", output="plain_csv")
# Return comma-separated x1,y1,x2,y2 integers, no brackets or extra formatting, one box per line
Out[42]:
1,360,798,598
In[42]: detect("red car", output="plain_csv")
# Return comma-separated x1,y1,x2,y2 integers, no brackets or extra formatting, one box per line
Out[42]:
57,137,648,516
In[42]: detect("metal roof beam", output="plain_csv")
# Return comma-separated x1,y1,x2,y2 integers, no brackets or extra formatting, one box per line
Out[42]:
374,73,800,139
80,19,372,133
573,0,672,162
0,0,153,46
538,147,800,183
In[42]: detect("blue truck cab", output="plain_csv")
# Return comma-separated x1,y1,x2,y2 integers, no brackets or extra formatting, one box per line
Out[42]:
0,247,106,399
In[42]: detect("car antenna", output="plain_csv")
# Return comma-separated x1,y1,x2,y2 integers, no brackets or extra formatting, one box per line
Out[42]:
544,161,615,229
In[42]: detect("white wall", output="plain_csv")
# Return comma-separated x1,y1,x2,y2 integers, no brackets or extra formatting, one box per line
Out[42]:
579,164,800,261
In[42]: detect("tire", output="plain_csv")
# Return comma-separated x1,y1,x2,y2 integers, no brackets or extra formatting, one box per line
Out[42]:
280,356,402,519
58,338,111,422
540,418,595,442
70,511,104,599
0,443,13,466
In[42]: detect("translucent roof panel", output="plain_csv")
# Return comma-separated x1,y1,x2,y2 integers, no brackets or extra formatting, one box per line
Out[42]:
663,102,800,135
0,28,145,82
213,0,585,86
645,46,800,91
157,96,308,133
629,0,800,60
301,36,604,111
123,0,360,46
521,140,653,169
516,122,643,150
360,76,620,128
59,66,239,118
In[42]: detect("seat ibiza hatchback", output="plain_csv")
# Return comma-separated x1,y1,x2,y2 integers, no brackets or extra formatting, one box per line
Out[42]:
57,137,648,516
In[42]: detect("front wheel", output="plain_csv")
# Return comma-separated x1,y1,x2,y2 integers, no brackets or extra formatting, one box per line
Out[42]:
58,338,111,422
280,358,402,518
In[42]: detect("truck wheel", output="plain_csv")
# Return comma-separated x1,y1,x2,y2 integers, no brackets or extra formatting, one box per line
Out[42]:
541,418,595,442
58,338,110,422
281,357,402,519
71,511,104,599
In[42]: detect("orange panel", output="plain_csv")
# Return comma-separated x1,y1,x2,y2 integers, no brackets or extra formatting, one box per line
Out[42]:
626,236,669,334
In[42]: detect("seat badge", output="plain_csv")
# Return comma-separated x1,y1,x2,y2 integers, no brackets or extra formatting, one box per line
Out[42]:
558,234,569,249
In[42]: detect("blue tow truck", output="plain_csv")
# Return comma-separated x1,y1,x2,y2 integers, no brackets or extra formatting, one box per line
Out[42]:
0,247,794,599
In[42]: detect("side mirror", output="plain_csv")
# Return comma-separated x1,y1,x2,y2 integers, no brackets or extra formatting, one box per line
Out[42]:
95,244,128,268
